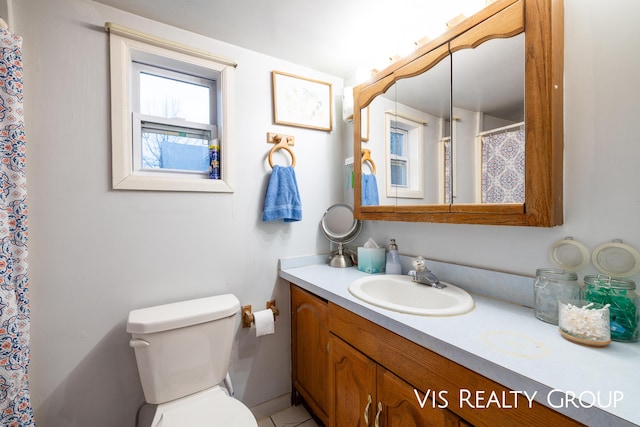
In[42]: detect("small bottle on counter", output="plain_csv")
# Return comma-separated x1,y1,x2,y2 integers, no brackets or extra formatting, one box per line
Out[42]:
385,239,402,275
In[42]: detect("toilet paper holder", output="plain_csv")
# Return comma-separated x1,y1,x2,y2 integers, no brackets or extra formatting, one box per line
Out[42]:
242,300,279,328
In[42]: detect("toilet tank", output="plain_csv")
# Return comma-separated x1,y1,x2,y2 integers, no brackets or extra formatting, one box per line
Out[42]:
127,294,240,404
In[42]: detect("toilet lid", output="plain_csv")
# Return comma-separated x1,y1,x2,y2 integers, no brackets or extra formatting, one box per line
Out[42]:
152,386,257,427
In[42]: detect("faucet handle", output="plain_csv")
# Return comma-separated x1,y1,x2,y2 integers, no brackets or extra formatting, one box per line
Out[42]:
411,256,427,272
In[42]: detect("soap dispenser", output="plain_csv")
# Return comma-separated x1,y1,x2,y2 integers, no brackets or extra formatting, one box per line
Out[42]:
385,239,402,274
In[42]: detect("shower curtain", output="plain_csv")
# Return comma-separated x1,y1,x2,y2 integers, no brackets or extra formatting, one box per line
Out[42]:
442,137,452,204
481,129,525,203
0,28,35,426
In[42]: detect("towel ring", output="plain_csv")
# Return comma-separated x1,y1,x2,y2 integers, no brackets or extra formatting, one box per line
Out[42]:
268,136,296,168
361,148,376,174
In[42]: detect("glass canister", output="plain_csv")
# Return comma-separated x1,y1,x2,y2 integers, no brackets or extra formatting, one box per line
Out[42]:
558,299,611,346
584,275,639,342
534,268,581,324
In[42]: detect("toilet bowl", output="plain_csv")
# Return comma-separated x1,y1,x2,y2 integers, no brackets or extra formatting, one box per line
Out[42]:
144,386,257,427
127,294,257,427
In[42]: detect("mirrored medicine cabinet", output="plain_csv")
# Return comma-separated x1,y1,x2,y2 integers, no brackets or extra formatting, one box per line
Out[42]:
353,0,563,226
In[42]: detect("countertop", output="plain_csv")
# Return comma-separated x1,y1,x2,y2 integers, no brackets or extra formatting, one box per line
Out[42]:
279,256,640,427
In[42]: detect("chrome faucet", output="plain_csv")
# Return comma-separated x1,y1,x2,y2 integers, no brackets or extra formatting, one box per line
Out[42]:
408,256,446,289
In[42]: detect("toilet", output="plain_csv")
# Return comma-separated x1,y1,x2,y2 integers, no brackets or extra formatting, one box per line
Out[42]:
127,294,258,427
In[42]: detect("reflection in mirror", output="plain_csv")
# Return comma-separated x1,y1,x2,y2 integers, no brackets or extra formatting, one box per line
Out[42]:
451,33,525,204
320,203,362,268
363,55,451,206
353,0,563,226
362,34,525,206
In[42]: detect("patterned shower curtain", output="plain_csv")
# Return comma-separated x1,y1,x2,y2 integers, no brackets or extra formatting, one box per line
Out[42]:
0,28,35,426
481,129,525,203
442,137,452,204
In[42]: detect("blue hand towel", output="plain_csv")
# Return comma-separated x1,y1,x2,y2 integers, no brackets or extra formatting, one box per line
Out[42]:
362,174,379,206
262,165,302,222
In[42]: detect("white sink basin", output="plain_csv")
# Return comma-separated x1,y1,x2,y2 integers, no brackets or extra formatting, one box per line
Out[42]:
349,275,474,316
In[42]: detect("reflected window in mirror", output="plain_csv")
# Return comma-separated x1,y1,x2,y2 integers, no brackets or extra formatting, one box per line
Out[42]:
389,129,407,187
385,112,424,200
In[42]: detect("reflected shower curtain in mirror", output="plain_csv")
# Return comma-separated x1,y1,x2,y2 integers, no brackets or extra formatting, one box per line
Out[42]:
442,137,452,204
0,28,34,426
481,129,525,203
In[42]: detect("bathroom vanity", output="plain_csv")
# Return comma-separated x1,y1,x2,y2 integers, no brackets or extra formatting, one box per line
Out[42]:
283,256,640,427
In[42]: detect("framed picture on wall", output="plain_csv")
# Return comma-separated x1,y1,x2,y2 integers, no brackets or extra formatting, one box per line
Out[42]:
272,71,333,131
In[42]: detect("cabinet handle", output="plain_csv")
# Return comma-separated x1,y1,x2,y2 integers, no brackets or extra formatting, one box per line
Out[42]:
374,402,382,427
364,394,372,426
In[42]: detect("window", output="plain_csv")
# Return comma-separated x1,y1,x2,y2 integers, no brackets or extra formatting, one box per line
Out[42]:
106,22,236,192
384,112,424,199
133,64,215,175
389,128,409,188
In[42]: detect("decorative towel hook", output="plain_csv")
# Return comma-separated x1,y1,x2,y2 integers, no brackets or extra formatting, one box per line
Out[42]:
361,148,376,174
267,132,296,168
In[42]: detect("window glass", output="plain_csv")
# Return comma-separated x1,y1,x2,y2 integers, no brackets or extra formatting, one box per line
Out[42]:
390,159,408,187
390,130,406,157
133,64,216,175
140,121,211,172
139,72,211,123
390,127,408,187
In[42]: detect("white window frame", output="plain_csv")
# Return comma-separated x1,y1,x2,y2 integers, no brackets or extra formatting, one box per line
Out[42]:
106,22,236,192
384,112,424,199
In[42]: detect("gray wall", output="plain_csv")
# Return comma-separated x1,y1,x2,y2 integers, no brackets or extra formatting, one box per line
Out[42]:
17,0,343,425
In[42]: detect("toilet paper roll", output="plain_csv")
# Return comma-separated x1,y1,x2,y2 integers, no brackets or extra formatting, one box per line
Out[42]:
253,309,275,337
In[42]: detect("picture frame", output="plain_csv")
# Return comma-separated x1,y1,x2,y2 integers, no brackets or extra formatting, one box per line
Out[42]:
272,71,333,131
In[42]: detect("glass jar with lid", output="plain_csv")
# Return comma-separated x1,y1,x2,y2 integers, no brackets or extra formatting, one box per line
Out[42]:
584,275,639,342
534,268,581,324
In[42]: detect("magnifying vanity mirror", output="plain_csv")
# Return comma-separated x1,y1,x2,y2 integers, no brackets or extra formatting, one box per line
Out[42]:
320,203,362,268
352,0,563,227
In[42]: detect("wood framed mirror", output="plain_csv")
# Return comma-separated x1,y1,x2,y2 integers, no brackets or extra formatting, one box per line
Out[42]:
353,0,563,226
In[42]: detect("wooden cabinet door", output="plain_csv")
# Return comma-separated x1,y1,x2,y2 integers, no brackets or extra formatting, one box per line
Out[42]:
377,367,461,427
329,334,377,427
291,285,329,425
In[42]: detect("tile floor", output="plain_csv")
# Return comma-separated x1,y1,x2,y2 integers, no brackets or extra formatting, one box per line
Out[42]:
257,404,319,427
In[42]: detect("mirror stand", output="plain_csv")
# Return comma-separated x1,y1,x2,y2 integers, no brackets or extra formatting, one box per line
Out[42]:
320,203,363,268
329,242,353,268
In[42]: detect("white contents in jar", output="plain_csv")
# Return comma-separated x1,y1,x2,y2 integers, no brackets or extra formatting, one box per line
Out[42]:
559,302,610,341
